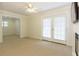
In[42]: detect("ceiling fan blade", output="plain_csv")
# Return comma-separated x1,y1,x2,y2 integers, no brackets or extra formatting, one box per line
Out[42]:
15,3,28,8
15,3,33,9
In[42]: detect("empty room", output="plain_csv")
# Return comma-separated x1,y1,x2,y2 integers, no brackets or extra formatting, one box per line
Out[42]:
0,2,79,56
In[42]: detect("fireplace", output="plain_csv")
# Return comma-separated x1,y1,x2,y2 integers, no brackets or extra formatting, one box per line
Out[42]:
75,33,79,56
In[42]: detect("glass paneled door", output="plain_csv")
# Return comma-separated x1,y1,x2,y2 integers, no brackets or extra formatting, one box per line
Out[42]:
42,17,51,40
42,16,66,43
53,16,66,41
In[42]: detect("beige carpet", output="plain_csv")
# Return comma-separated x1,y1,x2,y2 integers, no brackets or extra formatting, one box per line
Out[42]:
0,35,72,56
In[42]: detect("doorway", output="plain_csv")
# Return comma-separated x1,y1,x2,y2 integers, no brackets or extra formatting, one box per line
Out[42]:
2,16,20,40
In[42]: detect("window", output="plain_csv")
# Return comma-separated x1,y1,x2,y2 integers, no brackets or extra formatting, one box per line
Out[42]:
2,21,8,27
43,17,51,38
53,16,66,40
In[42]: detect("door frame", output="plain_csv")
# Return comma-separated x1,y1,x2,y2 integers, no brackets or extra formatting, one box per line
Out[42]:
51,14,67,44
42,14,68,44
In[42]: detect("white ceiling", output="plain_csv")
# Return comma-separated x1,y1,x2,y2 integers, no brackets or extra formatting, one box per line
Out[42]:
0,2,71,15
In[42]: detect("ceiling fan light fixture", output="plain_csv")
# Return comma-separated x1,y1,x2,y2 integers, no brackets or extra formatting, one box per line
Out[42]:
28,3,32,8
25,3,38,13
26,8,37,13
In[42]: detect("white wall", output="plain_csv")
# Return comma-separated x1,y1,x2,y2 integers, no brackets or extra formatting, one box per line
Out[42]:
0,10,28,43
27,4,73,46
0,15,3,43
74,23,79,33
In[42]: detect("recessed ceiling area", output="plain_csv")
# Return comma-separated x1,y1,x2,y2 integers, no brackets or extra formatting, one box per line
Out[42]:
0,2,71,15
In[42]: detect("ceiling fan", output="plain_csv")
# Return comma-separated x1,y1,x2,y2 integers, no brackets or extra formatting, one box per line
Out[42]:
16,3,38,13
26,3,38,13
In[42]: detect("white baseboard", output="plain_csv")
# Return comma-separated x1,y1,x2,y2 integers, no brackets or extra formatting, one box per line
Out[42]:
27,36,42,40
27,36,72,47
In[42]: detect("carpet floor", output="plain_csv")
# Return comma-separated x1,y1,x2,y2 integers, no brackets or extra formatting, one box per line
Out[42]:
0,35,72,56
